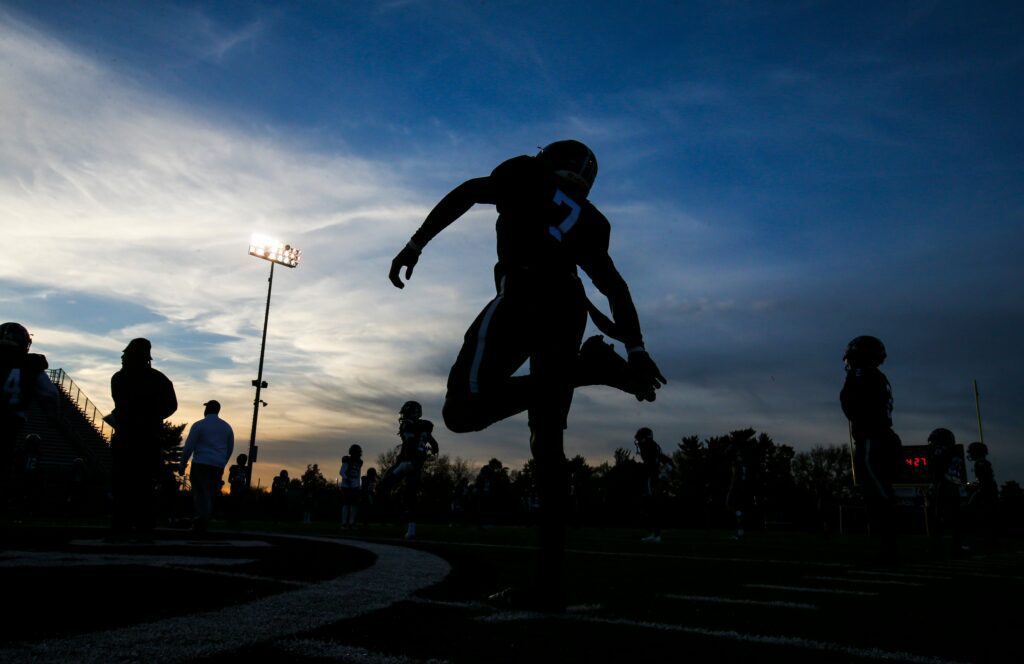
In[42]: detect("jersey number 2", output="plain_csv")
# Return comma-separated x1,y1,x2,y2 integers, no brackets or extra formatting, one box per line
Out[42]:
549,189,580,242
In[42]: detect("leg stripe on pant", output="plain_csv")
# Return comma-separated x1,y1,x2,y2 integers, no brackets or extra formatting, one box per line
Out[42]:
469,296,502,394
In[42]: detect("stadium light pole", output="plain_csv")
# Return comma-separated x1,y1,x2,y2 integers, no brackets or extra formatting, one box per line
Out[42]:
247,234,301,487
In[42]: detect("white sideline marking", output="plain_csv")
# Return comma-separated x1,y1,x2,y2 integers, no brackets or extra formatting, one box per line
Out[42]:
0,535,450,664
746,584,878,597
847,570,952,581
663,594,817,610
806,576,924,588
477,614,965,663
278,638,451,663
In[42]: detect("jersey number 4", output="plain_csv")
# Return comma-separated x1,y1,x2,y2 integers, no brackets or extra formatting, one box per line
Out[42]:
3,368,21,407
548,189,580,242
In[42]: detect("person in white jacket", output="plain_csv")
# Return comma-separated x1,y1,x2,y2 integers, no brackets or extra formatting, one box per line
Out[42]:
179,400,234,534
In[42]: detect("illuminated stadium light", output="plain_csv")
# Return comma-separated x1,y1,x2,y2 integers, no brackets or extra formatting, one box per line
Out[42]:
249,234,301,268
245,233,302,486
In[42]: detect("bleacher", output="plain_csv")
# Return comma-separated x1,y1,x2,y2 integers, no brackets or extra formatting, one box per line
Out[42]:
17,369,112,507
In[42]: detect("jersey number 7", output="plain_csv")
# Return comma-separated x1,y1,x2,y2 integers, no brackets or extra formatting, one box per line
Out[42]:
548,189,581,242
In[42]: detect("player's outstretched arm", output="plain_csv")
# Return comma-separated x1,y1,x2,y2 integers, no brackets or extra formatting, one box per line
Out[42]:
582,253,667,401
389,177,496,289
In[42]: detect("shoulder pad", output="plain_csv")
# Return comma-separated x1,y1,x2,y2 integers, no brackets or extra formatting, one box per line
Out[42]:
25,353,49,372
420,419,434,433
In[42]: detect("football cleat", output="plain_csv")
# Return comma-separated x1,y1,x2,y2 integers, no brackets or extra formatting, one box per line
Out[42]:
575,335,629,391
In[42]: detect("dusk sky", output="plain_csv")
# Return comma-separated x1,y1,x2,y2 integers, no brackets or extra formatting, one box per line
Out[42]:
2,1,1021,489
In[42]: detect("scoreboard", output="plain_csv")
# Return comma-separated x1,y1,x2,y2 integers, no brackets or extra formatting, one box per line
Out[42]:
893,443,967,487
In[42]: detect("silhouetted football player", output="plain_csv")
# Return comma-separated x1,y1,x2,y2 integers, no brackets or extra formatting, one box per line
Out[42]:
635,427,673,543
926,428,966,555
390,140,666,609
340,443,364,528
840,335,901,565
1,322,58,510
966,441,998,550
380,401,438,539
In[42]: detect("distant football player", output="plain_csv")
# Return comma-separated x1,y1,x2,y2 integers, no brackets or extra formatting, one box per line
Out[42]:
840,335,901,565
389,140,666,610
380,401,438,539
340,443,364,528
966,441,998,550
725,439,752,541
635,427,673,543
1,322,58,503
926,428,966,556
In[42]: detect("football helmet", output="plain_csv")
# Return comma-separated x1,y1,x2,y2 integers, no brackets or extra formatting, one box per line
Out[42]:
0,322,31,352
537,140,598,195
967,441,988,459
843,335,886,368
399,400,422,422
927,428,956,449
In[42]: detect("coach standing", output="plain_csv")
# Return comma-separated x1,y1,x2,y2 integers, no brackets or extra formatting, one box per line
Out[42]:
179,400,234,535
110,338,177,540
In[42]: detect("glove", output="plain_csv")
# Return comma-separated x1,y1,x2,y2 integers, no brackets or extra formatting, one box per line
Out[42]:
627,350,667,402
388,242,422,289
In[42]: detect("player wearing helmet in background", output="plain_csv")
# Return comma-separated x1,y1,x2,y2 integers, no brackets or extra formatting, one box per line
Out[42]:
1,322,58,439
635,427,674,543
339,443,364,528
381,400,438,539
389,140,666,610
1,322,58,513
725,438,753,541
966,441,998,550
926,428,966,556
840,335,902,566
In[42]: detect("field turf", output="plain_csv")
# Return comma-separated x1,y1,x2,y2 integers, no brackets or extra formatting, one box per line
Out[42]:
2,522,1020,663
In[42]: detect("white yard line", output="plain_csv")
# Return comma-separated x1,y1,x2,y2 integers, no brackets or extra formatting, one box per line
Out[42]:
746,584,878,596
477,613,965,664
846,570,952,581
161,564,311,587
405,597,492,610
0,536,450,664
805,575,925,588
395,537,849,569
277,638,451,663
663,594,817,610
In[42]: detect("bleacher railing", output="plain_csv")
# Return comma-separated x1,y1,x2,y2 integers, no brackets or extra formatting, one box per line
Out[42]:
48,368,112,442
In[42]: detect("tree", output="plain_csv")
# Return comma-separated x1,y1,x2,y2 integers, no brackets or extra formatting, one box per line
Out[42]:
301,463,329,491
792,445,852,530
158,421,186,469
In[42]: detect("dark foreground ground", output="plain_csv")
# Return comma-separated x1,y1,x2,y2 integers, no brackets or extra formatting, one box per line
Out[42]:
1,521,1020,663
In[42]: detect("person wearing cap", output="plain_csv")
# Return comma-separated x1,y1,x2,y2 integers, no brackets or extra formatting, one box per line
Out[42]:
179,400,234,535
109,338,177,539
